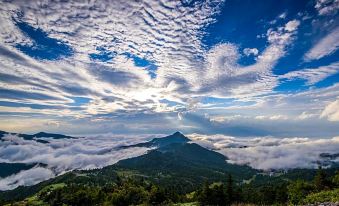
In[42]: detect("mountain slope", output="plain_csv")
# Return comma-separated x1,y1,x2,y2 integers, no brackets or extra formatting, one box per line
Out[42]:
114,143,256,192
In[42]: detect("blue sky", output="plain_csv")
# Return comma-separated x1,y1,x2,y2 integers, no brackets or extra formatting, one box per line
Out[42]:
0,0,338,138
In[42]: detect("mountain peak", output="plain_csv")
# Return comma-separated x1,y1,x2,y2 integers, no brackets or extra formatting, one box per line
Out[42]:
150,132,190,145
172,131,183,136
121,132,190,149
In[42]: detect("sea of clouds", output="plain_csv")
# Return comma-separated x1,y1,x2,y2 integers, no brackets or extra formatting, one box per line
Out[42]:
188,134,339,171
1,133,339,190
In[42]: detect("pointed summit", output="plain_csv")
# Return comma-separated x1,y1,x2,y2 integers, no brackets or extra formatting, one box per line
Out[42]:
149,132,190,147
121,131,190,149
172,131,185,137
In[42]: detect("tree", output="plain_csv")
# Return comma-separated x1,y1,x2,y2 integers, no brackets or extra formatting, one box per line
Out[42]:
226,174,233,204
197,182,228,205
314,168,331,191
332,170,339,187
197,181,212,205
148,185,167,205
287,180,313,205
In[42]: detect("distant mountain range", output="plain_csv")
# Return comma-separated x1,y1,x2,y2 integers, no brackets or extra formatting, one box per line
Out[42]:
0,130,76,143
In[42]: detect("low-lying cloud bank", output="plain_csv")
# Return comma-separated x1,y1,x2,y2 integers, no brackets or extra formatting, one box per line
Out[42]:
0,166,54,191
0,133,153,190
188,134,339,171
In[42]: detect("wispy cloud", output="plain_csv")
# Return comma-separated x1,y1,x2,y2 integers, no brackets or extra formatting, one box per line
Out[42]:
304,27,339,61
281,61,339,85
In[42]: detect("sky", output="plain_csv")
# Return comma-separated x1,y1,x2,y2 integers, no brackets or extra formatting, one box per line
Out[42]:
0,0,338,138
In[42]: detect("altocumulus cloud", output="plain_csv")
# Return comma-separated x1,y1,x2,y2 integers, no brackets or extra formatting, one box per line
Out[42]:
188,134,339,170
0,133,153,190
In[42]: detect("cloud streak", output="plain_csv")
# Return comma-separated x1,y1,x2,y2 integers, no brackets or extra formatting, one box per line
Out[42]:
304,27,339,61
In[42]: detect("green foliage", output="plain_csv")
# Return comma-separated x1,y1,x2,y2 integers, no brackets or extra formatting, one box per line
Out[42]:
304,188,339,204
226,174,233,203
32,177,181,206
196,182,227,205
287,180,313,205
287,169,339,205
240,183,288,205
5,169,339,206
148,185,168,205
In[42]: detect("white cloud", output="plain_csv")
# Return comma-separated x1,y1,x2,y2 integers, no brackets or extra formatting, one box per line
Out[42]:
284,20,300,32
297,111,318,120
315,0,339,16
243,48,259,56
188,133,339,170
279,12,287,19
320,99,339,121
304,27,339,61
255,115,289,120
281,61,339,85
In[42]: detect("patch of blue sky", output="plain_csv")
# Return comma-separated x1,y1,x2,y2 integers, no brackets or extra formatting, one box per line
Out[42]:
0,101,60,110
200,97,256,108
89,47,116,62
160,99,181,107
314,73,339,89
200,97,235,104
201,0,280,50
14,19,73,60
68,97,91,106
275,78,309,93
124,53,158,79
